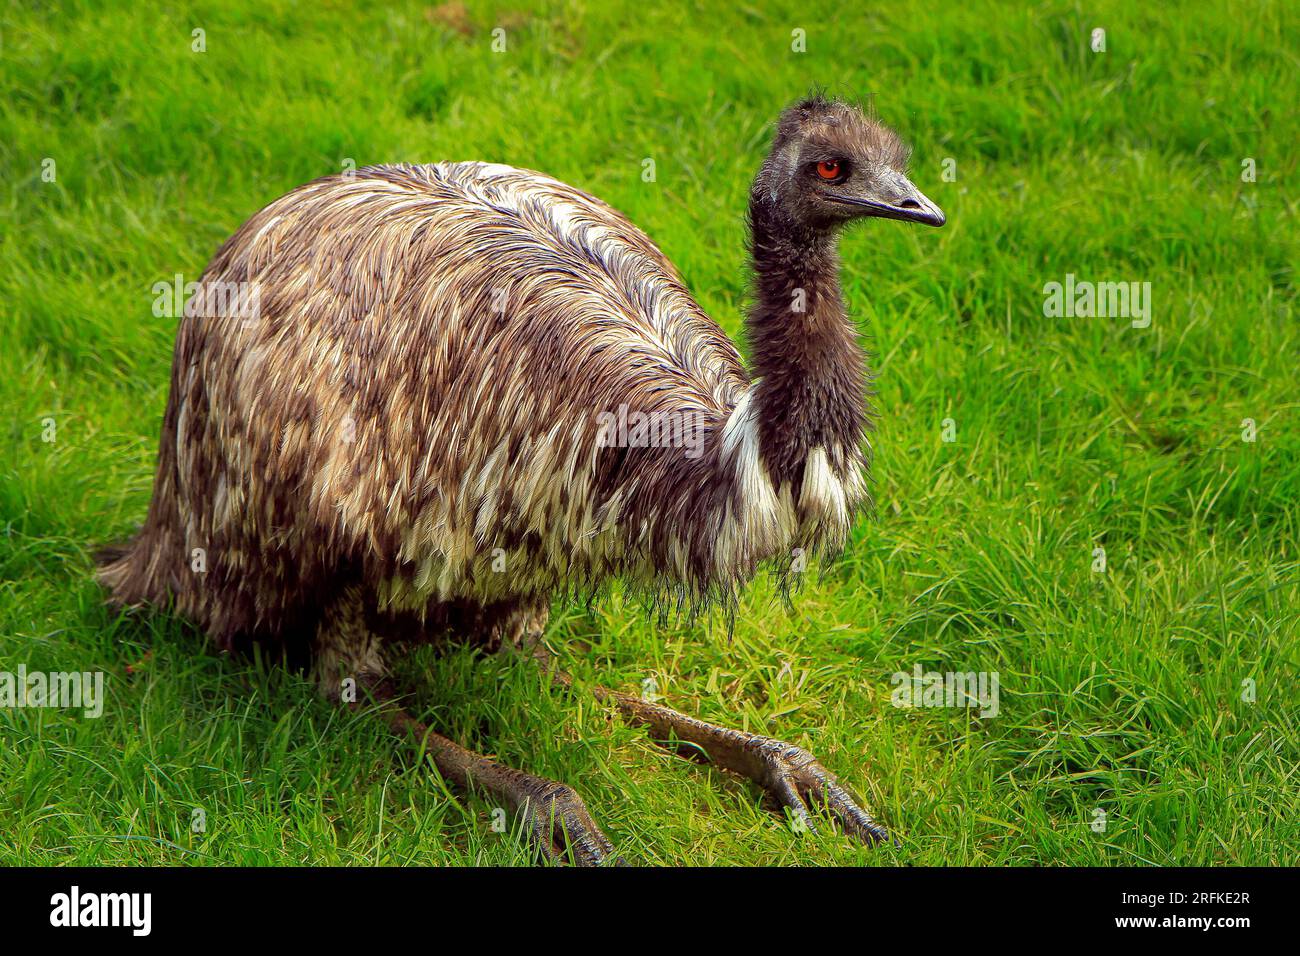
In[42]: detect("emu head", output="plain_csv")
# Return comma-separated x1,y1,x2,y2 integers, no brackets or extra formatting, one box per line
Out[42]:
754,95,945,233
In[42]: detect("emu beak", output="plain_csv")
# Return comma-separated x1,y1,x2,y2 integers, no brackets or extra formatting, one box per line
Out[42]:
828,171,946,227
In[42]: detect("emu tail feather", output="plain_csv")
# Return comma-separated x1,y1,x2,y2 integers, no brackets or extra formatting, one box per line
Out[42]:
94,524,177,609
95,398,185,611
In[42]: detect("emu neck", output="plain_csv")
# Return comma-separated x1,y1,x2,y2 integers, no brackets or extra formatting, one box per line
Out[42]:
744,201,869,487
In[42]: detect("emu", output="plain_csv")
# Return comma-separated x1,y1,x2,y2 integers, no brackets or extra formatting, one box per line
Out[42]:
99,95,944,864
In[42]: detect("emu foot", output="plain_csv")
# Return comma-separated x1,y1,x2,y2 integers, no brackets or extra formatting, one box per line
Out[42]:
511,777,624,866
739,734,892,844
576,678,892,846
382,701,622,866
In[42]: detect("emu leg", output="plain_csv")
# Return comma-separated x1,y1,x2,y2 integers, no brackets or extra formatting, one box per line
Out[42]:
545,662,891,845
314,589,621,866
373,682,622,866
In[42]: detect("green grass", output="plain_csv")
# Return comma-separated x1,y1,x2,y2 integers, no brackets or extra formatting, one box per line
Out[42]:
2,0,1297,865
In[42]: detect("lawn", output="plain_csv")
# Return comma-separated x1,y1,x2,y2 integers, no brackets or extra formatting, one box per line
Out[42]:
1,0,1296,865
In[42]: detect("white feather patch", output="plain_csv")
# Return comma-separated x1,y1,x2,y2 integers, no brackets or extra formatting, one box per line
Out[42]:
800,446,848,527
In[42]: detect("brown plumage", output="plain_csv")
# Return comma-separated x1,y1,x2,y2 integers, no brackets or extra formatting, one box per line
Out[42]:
99,95,944,863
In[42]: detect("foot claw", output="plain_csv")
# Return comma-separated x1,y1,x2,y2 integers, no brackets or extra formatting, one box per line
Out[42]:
523,783,624,866
753,738,892,845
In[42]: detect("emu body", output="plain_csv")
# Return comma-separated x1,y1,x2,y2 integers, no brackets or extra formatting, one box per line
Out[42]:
100,97,944,862
103,161,852,638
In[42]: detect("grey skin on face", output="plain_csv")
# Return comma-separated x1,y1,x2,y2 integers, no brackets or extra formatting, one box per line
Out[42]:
823,164,947,227
98,94,943,863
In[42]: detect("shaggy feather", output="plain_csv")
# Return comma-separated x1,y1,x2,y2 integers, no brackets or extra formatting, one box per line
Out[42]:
98,99,899,659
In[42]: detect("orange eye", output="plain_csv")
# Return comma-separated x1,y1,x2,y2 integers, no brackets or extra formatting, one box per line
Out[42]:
817,160,841,179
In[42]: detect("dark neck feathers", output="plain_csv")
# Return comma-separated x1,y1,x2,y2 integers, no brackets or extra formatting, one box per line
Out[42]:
744,195,870,487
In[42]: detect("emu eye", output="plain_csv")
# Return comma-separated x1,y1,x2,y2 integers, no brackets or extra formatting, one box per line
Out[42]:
816,160,843,180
